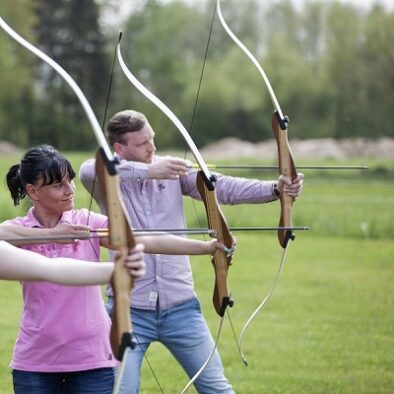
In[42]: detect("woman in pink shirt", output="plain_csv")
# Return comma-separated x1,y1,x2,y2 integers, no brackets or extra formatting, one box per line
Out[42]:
4,144,232,394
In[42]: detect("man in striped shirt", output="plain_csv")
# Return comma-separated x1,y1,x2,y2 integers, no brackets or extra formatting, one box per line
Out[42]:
79,109,304,394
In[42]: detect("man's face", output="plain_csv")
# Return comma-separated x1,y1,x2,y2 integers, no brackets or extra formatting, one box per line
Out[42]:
115,123,156,163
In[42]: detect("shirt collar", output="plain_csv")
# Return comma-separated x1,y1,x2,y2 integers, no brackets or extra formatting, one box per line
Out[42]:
25,207,74,228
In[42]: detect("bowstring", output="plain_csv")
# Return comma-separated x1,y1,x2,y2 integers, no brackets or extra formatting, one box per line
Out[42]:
114,333,165,394
84,34,118,260
238,242,290,366
182,1,216,223
181,315,225,393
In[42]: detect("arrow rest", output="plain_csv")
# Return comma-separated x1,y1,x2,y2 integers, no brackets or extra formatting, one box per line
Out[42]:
275,110,289,131
97,148,120,176
198,169,217,191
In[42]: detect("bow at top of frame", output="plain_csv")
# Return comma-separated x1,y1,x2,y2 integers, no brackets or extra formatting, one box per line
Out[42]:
116,32,234,316
217,0,299,249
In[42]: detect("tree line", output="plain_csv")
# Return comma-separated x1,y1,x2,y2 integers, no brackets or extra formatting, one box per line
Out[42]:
0,0,393,150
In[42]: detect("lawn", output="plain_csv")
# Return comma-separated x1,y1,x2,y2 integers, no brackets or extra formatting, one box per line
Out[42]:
0,152,393,393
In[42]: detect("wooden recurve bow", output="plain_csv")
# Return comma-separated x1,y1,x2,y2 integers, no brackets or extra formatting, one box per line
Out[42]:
116,34,235,391
217,0,300,365
116,35,234,319
0,15,135,369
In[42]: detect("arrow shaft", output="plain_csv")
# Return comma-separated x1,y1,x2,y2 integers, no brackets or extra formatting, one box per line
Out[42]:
190,164,368,170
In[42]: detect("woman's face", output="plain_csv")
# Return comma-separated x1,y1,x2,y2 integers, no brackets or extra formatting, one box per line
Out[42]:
29,173,75,215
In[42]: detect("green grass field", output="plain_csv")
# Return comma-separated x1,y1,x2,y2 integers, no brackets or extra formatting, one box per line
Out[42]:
0,152,393,393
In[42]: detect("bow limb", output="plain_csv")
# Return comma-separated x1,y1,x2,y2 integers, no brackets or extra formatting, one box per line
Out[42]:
0,18,111,160
117,36,234,317
216,0,285,121
0,17,135,361
116,34,212,183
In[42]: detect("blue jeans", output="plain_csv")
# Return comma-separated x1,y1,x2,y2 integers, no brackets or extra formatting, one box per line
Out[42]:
12,367,114,394
107,297,234,394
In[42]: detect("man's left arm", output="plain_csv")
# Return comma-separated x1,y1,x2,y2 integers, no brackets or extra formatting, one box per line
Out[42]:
214,174,280,204
181,171,303,205
181,171,279,205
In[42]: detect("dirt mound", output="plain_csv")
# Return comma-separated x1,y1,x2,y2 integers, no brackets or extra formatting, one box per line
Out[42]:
200,137,394,160
2,138,392,160
0,141,22,155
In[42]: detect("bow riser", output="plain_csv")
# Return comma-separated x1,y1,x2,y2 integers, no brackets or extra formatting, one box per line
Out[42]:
96,149,136,360
272,113,298,248
196,172,234,316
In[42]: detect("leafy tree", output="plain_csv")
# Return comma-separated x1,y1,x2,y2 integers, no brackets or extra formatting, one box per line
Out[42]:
110,0,210,149
31,0,109,149
0,0,37,146
1,0,393,150
357,5,394,137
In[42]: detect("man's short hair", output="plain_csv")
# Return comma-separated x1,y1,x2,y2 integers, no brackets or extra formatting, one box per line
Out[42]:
107,110,147,145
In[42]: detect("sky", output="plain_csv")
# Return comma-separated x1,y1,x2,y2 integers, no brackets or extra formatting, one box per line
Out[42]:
155,0,394,10
295,0,393,10
102,0,393,29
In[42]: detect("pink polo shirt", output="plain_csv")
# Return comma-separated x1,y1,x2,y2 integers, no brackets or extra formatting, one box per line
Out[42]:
5,208,116,372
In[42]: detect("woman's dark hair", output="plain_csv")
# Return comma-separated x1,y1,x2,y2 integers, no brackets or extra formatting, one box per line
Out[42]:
6,145,76,206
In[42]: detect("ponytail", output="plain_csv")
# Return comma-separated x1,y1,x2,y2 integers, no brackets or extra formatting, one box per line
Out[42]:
6,164,26,206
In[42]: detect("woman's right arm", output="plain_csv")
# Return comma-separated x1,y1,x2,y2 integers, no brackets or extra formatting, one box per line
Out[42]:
0,241,145,284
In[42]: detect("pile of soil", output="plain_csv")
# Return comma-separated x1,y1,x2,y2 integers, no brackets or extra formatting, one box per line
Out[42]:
1,137,393,160
0,141,22,156
200,137,394,160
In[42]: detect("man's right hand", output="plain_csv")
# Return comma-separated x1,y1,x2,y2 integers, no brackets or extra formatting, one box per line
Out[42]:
147,156,189,180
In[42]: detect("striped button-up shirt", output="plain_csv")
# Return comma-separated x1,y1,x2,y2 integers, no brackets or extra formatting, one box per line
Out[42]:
79,156,278,310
